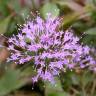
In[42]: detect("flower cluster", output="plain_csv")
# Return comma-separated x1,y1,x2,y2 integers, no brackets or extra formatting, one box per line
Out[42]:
7,14,96,84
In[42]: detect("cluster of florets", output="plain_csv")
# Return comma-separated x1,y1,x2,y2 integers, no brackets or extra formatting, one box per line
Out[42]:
7,15,96,84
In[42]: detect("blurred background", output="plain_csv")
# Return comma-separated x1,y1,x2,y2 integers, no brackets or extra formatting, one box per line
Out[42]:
0,0,96,96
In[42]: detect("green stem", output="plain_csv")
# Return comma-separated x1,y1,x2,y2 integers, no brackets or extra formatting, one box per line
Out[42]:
91,79,96,96
82,85,86,96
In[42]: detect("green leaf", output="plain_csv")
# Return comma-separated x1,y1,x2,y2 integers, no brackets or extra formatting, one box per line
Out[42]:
85,27,96,35
0,65,33,96
0,69,20,96
61,13,79,28
56,0,84,13
81,71,94,87
0,0,11,16
45,78,69,96
20,7,30,19
82,28,96,46
40,3,60,19
8,0,21,14
0,16,11,34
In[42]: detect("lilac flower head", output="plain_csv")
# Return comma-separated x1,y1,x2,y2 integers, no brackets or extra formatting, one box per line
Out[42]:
7,14,96,84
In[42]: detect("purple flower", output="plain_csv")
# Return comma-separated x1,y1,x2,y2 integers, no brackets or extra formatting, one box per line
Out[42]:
7,14,96,84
